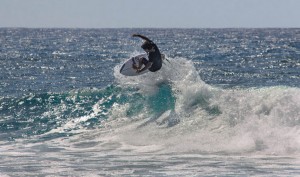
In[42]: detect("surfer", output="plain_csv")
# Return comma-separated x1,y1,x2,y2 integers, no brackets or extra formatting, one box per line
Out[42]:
132,34,162,73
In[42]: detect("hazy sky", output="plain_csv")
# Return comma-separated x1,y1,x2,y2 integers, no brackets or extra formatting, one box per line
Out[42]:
1,0,300,28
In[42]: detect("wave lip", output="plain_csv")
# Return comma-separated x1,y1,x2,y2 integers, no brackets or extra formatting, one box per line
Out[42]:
0,56,299,156
109,56,300,155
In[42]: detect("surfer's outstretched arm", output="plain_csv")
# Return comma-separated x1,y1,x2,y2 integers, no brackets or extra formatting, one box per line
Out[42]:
132,34,151,42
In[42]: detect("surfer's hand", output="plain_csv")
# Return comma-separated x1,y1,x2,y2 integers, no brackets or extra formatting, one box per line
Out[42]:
132,64,138,70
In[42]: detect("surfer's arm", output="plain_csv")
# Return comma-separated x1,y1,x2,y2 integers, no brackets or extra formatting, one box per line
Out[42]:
137,62,152,73
132,34,151,42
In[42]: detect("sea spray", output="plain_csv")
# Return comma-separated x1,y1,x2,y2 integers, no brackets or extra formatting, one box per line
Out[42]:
107,56,300,155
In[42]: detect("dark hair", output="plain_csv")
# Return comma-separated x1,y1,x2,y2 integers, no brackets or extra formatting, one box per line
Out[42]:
141,41,152,50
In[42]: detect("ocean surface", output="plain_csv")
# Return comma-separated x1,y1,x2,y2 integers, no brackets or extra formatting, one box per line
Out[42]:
0,28,299,176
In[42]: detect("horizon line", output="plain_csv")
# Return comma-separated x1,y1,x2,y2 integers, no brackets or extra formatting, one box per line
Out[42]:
1,26,300,29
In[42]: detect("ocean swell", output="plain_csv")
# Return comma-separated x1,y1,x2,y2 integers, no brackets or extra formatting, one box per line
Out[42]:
1,56,299,155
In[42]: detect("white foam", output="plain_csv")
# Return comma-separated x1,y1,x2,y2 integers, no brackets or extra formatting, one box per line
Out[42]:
109,56,300,155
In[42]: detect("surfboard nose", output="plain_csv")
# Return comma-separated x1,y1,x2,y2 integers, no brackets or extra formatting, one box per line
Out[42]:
120,63,126,73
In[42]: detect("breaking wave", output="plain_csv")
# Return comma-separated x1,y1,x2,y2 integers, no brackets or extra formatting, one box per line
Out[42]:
1,56,299,155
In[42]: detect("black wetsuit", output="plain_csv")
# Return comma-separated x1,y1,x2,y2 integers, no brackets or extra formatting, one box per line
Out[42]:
147,41,162,72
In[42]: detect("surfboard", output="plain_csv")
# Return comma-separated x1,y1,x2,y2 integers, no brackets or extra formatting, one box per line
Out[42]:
120,54,149,76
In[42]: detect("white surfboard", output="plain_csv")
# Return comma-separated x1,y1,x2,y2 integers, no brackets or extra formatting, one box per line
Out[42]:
120,54,149,76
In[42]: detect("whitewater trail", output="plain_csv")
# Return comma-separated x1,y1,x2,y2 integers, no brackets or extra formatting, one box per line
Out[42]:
5,56,298,156
74,56,300,155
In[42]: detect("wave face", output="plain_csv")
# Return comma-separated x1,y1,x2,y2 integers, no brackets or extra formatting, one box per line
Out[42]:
2,56,298,155
108,57,300,155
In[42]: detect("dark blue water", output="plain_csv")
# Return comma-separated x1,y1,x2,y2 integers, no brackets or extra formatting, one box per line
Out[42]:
0,28,299,176
1,28,299,97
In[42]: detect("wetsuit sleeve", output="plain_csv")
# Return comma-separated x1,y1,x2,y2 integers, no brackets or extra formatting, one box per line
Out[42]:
132,34,152,43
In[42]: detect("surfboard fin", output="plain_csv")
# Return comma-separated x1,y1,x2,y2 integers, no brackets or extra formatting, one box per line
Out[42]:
161,54,171,64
